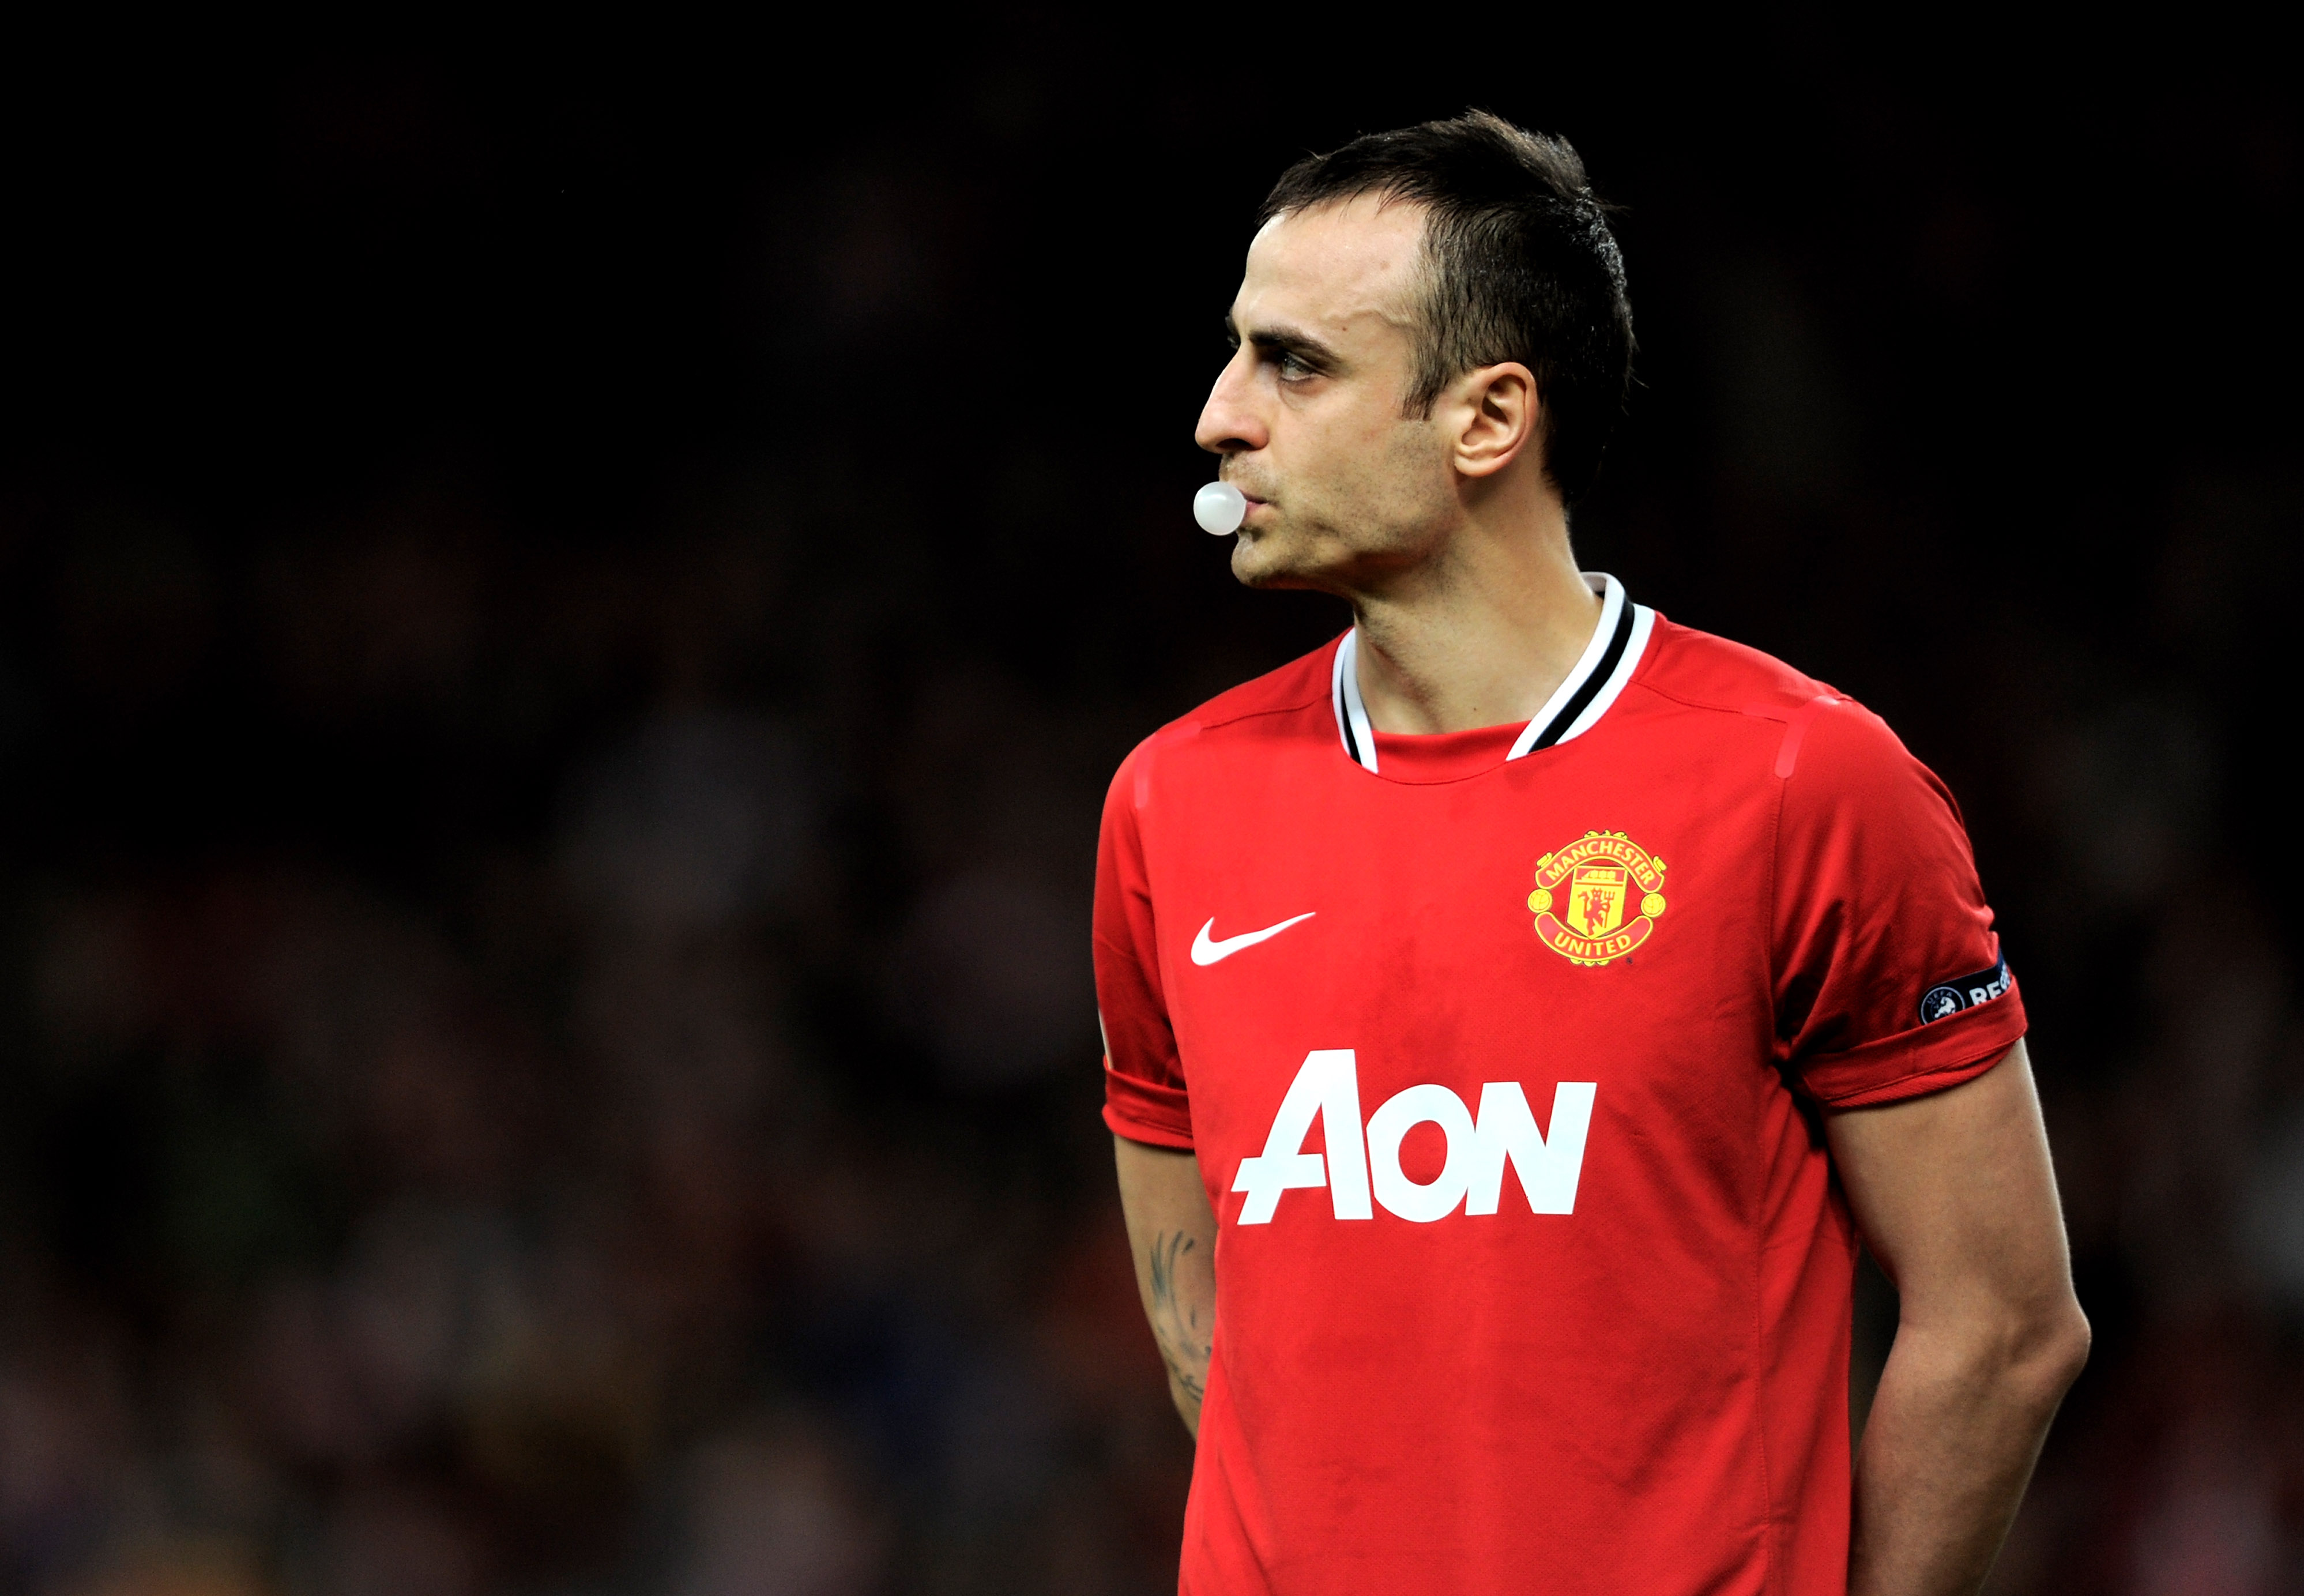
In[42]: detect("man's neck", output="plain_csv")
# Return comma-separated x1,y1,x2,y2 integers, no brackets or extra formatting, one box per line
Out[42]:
1347,499,1601,736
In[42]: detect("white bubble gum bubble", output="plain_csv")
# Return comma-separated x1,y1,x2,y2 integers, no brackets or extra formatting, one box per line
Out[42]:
1194,480,1247,536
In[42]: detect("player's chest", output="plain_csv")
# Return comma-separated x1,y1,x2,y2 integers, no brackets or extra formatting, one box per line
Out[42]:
1146,766,1779,1124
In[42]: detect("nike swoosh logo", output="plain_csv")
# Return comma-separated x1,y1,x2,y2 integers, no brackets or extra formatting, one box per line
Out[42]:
1191,912,1317,966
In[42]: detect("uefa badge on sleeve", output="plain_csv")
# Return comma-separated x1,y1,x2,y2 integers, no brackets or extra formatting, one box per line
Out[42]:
1527,831,1667,966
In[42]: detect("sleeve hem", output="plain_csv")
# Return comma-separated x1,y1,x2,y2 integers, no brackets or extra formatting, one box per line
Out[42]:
1102,1102,1195,1150
1804,992,2027,1110
1102,1057,1194,1149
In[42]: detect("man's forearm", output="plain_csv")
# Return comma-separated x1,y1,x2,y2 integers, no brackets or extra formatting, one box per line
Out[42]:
1828,1047,2089,1596
1849,1309,2088,1596
1114,1135,1219,1437
1145,1226,1214,1434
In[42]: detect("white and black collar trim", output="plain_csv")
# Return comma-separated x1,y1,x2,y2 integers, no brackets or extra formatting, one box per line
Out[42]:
1332,573,1655,774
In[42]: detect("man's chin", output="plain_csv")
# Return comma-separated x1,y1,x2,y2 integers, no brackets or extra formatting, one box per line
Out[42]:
1229,534,1305,590
1230,536,1334,594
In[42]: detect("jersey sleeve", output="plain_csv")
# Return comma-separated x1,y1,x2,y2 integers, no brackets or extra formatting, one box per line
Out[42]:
1771,698,2026,1109
1095,740,1194,1148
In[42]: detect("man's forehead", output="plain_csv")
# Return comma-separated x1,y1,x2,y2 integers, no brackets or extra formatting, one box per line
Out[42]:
1234,193,1425,333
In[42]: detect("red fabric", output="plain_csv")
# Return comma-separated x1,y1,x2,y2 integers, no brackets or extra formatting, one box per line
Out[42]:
1094,615,2024,1596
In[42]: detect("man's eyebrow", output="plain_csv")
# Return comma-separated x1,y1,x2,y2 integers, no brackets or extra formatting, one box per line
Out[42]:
1222,314,1343,370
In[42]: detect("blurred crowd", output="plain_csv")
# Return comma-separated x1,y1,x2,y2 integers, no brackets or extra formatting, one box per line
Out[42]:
1,511,1188,1594
3,41,2302,1596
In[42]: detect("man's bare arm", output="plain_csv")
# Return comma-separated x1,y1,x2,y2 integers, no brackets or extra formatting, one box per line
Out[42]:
1114,1135,1218,1436
1828,1038,2090,1596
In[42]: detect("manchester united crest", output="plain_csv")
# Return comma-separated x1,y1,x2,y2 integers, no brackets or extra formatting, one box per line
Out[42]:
1527,831,1667,966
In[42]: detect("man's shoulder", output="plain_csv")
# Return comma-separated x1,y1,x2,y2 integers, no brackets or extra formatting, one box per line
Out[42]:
1184,638,1342,732
1633,613,1930,797
1633,613,1842,720
1133,638,1339,754
1105,638,1340,815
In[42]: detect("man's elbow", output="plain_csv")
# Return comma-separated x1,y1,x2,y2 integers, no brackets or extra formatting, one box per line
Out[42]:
2045,1300,2092,1388
2004,1297,2091,1411
1900,1284,2090,1421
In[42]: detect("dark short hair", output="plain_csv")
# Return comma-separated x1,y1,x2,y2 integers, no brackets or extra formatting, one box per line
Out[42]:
1257,111,1634,503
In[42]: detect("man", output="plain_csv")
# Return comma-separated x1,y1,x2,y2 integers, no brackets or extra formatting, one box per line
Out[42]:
1095,112,2088,1595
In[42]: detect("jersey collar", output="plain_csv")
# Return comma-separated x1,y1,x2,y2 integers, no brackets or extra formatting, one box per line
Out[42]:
1331,573,1656,775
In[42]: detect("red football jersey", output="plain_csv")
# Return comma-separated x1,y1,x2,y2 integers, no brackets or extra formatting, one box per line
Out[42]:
1095,575,2026,1596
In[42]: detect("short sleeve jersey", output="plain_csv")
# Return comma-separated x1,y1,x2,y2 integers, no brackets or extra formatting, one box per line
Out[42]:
1095,577,2025,1596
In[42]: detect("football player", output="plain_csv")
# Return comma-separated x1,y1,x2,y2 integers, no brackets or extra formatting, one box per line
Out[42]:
1098,112,2088,1596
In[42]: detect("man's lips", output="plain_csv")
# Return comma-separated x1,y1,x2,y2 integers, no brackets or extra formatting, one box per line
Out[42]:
1219,472,1273,522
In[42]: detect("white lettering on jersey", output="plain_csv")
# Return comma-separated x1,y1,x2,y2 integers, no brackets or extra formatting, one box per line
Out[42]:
1231,1049,1372,1223
1366,1083,1477,1221
1465,1080,1596,1215
1234,1052,1595,1225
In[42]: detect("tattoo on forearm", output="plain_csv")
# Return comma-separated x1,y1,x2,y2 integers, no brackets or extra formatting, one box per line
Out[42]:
1147,1229,1213,1413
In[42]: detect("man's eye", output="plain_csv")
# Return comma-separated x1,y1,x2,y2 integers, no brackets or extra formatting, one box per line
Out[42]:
1277,351,1315,379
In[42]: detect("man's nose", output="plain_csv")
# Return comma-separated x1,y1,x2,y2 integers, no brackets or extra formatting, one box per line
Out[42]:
1194,348,1267,457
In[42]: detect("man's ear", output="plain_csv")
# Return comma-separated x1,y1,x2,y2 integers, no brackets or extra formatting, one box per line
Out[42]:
1448,362,1539,480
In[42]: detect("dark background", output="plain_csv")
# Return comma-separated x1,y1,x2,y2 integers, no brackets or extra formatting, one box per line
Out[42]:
3,29,2301,1595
